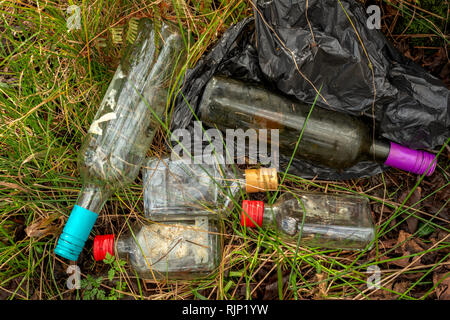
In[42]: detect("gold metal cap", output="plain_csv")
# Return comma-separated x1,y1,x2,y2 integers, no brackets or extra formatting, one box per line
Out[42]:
244,168,278,193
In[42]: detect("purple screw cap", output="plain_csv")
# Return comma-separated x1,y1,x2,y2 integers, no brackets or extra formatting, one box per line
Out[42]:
384,142,437,176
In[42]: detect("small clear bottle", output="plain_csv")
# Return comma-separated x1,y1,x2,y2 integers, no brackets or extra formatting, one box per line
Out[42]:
241,192,375,250
143,153,278,220
93,217,221,280
55,19,188,261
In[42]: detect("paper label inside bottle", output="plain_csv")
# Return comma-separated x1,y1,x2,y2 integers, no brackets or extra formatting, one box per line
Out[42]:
136,218,211,272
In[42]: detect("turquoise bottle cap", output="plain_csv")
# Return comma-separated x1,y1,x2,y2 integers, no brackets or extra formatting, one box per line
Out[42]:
55,205,98,261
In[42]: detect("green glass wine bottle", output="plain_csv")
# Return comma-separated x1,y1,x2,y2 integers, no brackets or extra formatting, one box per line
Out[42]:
199,76,437,176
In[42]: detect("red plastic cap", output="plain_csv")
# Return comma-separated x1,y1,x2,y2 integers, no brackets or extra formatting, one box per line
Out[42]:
241,200,264,228
93,234,115,261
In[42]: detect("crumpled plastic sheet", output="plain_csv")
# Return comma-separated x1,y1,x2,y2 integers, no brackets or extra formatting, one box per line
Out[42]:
170,0,449,180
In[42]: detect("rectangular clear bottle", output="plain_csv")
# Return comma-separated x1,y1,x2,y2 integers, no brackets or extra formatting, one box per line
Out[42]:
94,217,222,280
242,192,375,250
143,153,278,221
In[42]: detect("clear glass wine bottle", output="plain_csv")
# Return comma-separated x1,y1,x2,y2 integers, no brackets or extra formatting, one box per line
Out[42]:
55,19,188,261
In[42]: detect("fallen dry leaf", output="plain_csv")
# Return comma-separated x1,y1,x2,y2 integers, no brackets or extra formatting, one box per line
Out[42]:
433,273,450,300
390,230,424,268
405,237,426,254
313,272,328,299
0,181,28,193
393,281,409,295
25,213,63,239
390,257,410,268
398,187,422,234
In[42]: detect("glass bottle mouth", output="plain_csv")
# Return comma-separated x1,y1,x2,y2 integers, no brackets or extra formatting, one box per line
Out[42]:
93,234,115,261
241,200,265,228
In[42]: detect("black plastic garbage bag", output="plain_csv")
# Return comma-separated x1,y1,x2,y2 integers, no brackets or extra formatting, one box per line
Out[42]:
170,0,449,180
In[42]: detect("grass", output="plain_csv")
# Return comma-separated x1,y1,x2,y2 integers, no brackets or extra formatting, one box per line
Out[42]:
386,0,448,47
0,0,449,300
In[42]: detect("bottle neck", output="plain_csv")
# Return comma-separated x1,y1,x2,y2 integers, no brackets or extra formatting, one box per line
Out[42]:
225,167,278,193
237,178,246,189
116,237,132,260
367,140,390,163
244,168,278,193
76,184,112,214
223,179,243,212
223,167,279,213
261,205,279,228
